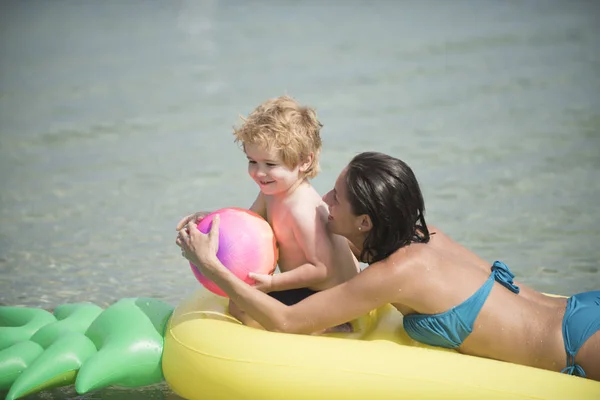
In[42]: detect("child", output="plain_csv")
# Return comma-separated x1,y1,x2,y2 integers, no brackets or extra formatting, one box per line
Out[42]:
176,96,359,330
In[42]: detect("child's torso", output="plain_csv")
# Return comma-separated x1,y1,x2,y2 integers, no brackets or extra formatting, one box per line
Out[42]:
265,185,359,290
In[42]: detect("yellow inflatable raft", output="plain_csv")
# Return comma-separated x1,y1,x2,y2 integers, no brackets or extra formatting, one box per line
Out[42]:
162,289,600,400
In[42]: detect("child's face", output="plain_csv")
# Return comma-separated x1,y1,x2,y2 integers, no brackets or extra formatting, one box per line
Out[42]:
245,143,303,196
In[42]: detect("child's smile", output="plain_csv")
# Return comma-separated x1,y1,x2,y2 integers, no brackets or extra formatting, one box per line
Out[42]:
244,143,303,196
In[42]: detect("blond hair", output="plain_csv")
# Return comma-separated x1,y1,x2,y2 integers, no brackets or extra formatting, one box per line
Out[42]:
233,96,322,179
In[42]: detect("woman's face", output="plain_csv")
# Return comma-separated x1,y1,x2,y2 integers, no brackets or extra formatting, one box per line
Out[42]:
323,167,358,237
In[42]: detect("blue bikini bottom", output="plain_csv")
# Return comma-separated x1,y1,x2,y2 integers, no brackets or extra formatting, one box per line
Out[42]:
561,290,600,377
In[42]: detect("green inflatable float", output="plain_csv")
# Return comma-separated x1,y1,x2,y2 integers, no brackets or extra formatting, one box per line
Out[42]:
0,298,174,399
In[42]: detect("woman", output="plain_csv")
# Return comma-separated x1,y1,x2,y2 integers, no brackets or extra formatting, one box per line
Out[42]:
177,151,600,380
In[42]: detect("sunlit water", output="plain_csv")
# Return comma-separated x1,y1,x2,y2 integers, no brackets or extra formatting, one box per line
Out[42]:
1,0,599,398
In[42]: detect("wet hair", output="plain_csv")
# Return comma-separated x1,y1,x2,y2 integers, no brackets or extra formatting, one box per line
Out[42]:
345,151,431,264
233,96,322,178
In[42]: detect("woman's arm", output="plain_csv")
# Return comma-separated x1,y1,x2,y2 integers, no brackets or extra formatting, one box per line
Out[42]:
205,257,392,333
182,216,396,334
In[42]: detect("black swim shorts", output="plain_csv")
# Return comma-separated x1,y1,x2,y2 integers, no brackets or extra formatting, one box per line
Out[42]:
267,287,318,306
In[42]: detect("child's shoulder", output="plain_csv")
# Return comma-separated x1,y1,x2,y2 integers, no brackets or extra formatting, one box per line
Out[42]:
286,197,329,227
287,183,320,206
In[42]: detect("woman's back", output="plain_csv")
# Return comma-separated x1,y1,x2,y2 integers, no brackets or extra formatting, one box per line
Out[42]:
387,227,568,371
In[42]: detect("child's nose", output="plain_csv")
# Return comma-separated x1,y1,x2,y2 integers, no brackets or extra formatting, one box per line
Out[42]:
256,168,267,178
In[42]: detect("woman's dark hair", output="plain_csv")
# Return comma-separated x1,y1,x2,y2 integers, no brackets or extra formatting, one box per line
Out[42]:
345,151,431,264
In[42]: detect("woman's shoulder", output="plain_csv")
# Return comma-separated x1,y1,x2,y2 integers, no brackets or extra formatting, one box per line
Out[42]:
372,244,425,275
377,229,447,275
426,224,445,238
362,248,426,306
424,225,461,248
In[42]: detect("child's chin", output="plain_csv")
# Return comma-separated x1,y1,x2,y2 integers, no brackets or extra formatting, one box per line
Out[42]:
259,186,278,195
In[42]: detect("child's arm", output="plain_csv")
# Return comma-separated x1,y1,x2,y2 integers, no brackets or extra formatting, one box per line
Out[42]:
266,263,328,292
266,209,333,292
249,192,267,221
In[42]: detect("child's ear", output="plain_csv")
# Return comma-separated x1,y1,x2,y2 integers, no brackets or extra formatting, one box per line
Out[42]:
299,152,314,172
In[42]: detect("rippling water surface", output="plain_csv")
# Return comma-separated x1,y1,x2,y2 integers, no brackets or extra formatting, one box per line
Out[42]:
1,0,599,398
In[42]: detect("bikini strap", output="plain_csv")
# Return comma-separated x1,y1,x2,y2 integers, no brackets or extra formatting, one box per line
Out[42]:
561,363,587,377
491,261,520,294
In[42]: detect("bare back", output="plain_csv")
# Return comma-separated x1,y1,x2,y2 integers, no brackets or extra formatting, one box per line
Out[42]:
265,182,359,291
384,227,571,372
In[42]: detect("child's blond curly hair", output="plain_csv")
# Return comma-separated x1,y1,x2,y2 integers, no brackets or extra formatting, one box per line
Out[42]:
233,96,322,179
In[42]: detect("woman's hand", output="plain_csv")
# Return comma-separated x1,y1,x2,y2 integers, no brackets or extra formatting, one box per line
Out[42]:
175,211,209,253
178,215,221,275
248,272,274,292
175,211,209,232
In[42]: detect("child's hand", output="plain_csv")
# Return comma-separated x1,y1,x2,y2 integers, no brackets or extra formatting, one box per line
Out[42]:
248,272,273,293
176,211,209,231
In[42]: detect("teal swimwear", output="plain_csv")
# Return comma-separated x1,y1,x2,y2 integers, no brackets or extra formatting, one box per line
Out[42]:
403,260,600,377
403,261,520,349
561,290,600,377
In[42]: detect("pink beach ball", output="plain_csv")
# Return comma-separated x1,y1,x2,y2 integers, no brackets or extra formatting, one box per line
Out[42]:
189,207,278,297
